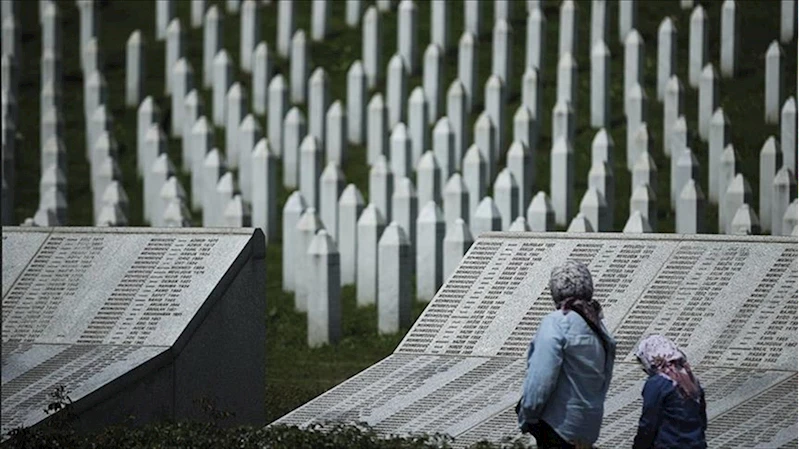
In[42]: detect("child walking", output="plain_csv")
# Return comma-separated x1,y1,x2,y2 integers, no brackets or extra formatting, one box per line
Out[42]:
633,335,707,449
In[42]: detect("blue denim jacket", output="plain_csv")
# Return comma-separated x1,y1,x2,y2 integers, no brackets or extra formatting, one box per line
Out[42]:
517,309,616,444
632,374,707,449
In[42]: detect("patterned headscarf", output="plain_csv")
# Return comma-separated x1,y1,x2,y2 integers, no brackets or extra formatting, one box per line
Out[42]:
635,335,701,401
549,260,603,331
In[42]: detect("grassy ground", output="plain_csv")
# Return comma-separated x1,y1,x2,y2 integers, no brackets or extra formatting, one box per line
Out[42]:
8,0,797,424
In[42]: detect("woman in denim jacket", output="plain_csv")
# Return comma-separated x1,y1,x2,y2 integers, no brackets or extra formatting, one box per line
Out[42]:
632,335,707,449
517,260,616,449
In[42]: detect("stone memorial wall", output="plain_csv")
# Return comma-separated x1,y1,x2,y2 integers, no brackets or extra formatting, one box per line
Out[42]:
275,232,797,448
1,227,265,436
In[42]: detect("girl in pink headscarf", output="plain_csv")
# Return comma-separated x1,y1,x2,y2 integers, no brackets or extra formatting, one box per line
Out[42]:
633,335,706,449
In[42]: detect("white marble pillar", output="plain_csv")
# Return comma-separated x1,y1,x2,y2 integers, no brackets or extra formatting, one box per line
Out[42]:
320,161,345,241
493,169,519,230
409,87,429,167
759,137,783,234
307,229,341,347
311,0,330,41
416,201,445,300
397,0,418,74
252,42,273,116
309,67,330,146
240,0,260,73
688,5,708,89
423,44,442,124
326,101,347,165
391,123,413,182
463,145,487,223
458,32,477,112
363,6,381,89
203,5,222,89
443,218,473,281
708,108,730,204
357,203,386,306
507,141,532,215
347,61,367,145
591,40,609,129
387,54,408,127
300,136,323,210
370,155,394,221
765,41,783,125
676,179,705,233
283,107,307,189
268,74,288,157
550,137,573,226
125,31,144,108
290,30,309,104
657,18,676,102
212,50,233,127
277,0,295,58
339,184,365,285
417,150,442,207
378,222,411,334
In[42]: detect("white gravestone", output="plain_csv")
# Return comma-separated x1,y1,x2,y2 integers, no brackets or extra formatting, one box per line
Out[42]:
171,59,194,138
526,7,546,74
295,208,325,311
589,161,614,227
165,19,184,95
290,30,309,104
283,107,306,189
675,147,700,213
283,191,307,292
782,199,798,236
717,145,739,230
409,87,429,167
633,150,657,195
277,0,295,58
240,0,260,73
416,201,445,301
392,177,418,253
474,112,496,181
417,150,442,208
590,0,607,51
183,91,204,165
391,123,413,182
579,188,610,232
663,76,683,158
550,137,574,226
781,0,796,43
142,126,166,222
730,204,760,235
676,179,705,233
759,137,783,234
102,180,129,218
720,0,738,78
624,30,644,115
203,6,222,89
268,74,288,158
630,183,657,231
781,97,796,174
387,55,408,128
300,136,323,210
378,223,411,335
591,40,610,129
225,83,247,169
367,94,388,165
771,168,797,236
202,149,226,226
513,106,536,158
618,0,637,43
723,174,753,234
708,108,730,204
357,204,386,306
463,145,487,223
320,162,345,242
765,41,783,125
493,169,519,231
559,0,577,58
309,67,330,146
326,101,347,165
458,32,477,112
567,213,593,232
551,100,574,150
557,53,577,111
626,84,647,171
485,76,505,160
688,6,708,89
464,0,480,37
215,173,239,227
492,20,512,88
423,44,442,124
507,141,533,216
444,173,469,227
147,152,175,225
191,117,214,210
158,176,187,227
347,61,367,145
125,31,144,107
591,128,614,166
252,42,273,116
509,216,531,231
307,229,341,347
472,196,502,237
432,118,455,191
311,0,330,41
156,0,175,42
339,185,365,286
212,50,233,127
238,115,261,203
346,0,362,27
657,18,676,102
623,210,652,233
370,155,394,222
698,64,718,141
443,218,473,282
363,7,381,90
397,0,418,74
522,68,540,135
191,0,205,29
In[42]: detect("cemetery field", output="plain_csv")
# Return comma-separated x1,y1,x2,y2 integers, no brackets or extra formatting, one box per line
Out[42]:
8,0,798,427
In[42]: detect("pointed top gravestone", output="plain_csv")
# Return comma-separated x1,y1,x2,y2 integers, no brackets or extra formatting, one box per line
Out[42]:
623,210,653,233
567,213,594,232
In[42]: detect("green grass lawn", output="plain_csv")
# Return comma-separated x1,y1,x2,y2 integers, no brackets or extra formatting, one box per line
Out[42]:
8,0,797,424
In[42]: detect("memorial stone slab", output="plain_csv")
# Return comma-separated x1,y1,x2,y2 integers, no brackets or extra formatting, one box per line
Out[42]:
782,199,798,236
527,191,555,231
589,161,614,226
102,180,129,221
158,176,188,227
96,203,127,227
675,148,700,213
580,188,610,232
339,185,366,286
730,203,761,235
214,172,238,228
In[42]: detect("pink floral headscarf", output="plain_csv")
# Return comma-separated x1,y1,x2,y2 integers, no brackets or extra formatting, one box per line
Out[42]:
635,335,701,401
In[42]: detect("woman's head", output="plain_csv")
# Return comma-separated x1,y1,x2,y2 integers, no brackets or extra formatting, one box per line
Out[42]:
636,334,700,400
549,260,594,308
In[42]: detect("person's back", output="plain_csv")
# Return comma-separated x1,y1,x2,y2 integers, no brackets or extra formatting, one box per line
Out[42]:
633,335,707,449
517,260,616,448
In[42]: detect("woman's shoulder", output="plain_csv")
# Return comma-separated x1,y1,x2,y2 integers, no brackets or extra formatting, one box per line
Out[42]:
644,374,676,394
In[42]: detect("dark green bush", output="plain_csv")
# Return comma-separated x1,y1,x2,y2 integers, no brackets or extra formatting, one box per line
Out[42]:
2,421,530,449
